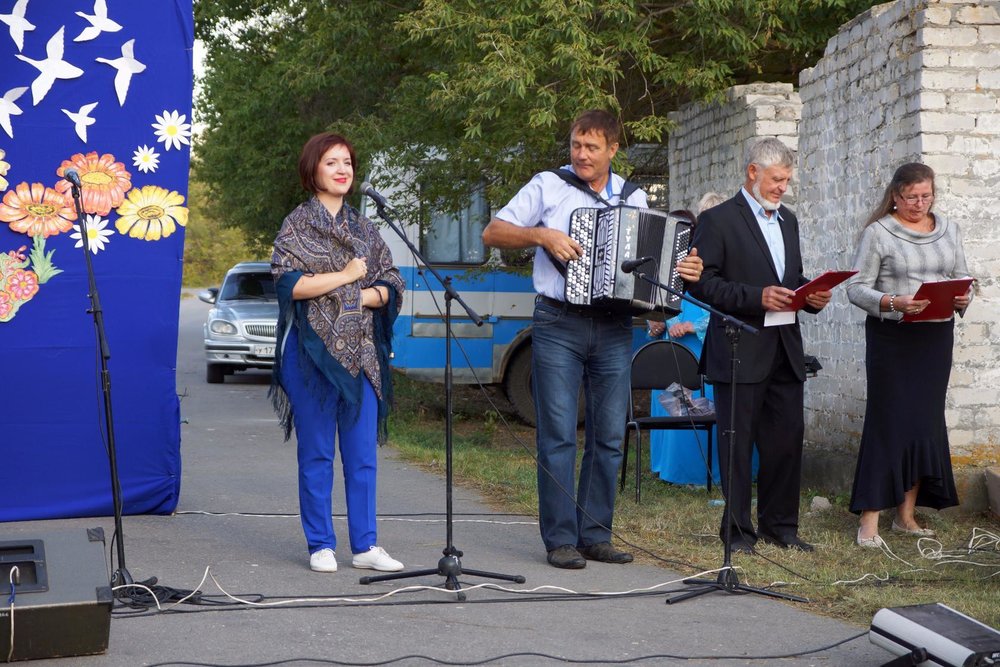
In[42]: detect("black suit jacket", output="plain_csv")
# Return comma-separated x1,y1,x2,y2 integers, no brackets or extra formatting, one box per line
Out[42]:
688,191,813,384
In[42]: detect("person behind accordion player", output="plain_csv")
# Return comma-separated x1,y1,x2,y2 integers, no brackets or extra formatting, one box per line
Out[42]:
482,109,703,569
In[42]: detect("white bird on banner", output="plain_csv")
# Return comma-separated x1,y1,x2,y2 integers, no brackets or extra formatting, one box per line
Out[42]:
14,26,84,106
0,0,35,52
0,86,28,139
74,0,122,43
95,38,145,106
62,101,99,142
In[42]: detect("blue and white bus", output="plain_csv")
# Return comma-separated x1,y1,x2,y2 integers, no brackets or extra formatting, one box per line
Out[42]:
365,188,543,424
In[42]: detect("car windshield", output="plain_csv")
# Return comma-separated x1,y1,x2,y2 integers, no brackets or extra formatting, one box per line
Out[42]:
219,272,277,301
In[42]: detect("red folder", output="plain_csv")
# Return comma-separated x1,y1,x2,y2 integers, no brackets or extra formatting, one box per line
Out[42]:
902,278,974,321
784,270,858,311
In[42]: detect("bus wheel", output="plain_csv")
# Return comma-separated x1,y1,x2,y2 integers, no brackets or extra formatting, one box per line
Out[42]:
504,347,537,426
504,346,585,427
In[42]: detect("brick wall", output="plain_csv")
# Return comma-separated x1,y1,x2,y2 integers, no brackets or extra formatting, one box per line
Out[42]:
665,0,1000,497
798,0,1000,469
667,83,801,213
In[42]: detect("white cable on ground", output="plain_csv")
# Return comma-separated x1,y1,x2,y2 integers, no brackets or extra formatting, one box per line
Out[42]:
6,566,18,663
114,564,730,612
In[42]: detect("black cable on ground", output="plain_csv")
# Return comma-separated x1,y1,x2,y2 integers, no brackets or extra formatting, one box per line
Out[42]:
140,629,869,665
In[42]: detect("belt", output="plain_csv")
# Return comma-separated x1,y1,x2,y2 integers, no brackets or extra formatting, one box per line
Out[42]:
536,295,623,318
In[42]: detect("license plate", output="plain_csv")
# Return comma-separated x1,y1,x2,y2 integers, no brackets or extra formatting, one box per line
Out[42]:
253,344,275,357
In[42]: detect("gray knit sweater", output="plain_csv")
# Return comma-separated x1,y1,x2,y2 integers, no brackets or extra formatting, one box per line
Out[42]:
846,213,971,321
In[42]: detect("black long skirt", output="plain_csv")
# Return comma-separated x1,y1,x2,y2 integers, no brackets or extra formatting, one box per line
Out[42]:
849,316,959,513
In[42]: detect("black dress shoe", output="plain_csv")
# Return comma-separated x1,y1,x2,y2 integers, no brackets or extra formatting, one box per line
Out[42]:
760,534,815,552
547,545,586,569
729,540,754,554
578,542,634,563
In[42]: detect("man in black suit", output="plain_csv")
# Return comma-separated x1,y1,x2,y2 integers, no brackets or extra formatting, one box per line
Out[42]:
688,138,831,553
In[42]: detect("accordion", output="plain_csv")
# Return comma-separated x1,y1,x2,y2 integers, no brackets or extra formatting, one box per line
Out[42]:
564,206,692,320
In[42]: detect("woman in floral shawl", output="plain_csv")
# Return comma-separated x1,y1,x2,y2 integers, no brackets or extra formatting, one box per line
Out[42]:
271,132,406,574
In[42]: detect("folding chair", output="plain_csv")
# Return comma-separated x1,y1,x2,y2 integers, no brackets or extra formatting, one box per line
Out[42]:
619,339,716,502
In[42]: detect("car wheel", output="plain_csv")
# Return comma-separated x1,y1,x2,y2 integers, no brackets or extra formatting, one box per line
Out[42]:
504,345,585,427
206,364,225,384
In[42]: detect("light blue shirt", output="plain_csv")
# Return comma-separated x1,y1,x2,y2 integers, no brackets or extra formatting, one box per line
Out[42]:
496,165,648,299
740,187,785,281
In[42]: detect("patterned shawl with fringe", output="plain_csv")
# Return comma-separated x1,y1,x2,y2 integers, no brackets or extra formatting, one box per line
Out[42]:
269,197,405,443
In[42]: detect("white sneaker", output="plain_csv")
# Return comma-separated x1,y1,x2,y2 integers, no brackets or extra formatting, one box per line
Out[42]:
352,546,403,572
309,548,338,572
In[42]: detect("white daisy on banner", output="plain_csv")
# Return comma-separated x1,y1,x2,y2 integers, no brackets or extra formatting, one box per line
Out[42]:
152,109,191,151
133,144,160,173
70,214,115,254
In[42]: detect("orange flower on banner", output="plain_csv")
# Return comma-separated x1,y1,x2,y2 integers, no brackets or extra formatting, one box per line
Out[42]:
54,152,132,215
115,185,188,241
0,182,77,237
6,268,38,301
0,290,12,320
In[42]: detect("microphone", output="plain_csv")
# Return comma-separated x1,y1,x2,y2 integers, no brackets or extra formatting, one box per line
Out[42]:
64,168,83,188
621,256,655,274
359,181,389,208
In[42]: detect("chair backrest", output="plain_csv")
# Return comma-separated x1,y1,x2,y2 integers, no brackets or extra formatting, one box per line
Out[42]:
629,339,702,392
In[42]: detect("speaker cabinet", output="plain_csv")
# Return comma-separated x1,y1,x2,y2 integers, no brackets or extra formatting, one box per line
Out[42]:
0,527,112,661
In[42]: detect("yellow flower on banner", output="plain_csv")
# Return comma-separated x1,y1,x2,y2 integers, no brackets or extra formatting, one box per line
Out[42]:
115,185,188,241
0,182,77,237
54,151,133,216
0,148,9,191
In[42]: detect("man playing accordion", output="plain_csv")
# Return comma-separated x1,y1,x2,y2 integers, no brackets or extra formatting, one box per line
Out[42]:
483,109,703,568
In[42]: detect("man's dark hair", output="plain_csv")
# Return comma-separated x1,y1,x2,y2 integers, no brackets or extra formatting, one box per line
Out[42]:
569,109,621,145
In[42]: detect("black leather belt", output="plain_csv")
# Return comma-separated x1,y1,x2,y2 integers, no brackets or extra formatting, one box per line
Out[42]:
536,295,623,318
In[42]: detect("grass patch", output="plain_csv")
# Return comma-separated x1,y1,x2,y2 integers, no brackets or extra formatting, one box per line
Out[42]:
388,372,1000,629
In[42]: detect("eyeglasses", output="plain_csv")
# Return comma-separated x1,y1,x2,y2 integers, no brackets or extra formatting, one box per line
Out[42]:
900,194,934,205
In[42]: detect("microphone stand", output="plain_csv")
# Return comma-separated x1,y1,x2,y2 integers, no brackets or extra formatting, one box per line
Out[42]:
68,181,134,591
626,267,807,605
359,197,525,600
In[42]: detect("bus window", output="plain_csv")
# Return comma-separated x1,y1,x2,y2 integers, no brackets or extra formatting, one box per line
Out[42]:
421,189,489,265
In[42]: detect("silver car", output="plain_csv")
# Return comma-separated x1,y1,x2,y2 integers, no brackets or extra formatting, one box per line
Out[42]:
199,262,279,383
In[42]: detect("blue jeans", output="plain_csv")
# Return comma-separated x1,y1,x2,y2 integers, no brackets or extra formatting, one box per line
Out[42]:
531,299,633,551
281,327,378,555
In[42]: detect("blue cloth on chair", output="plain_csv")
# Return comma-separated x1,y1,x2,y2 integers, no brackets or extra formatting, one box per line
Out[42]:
647,301,758,486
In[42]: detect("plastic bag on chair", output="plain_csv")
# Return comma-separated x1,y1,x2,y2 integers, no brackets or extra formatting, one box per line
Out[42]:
658,382,714,416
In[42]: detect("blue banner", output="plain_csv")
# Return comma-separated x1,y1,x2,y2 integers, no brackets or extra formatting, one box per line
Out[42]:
0,0,192,520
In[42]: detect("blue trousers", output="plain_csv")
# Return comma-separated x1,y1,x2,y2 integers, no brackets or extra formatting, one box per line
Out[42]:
281,328,378,555
530,300,633,551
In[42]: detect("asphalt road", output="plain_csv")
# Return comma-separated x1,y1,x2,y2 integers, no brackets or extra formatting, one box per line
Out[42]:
2,295,893,666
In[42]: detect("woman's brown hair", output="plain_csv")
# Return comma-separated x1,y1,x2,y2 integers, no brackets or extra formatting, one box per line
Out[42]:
864,162,935,227
298,132,357,194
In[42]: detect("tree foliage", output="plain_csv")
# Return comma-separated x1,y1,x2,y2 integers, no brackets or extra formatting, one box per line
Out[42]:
194,0,882,249
183,180,260,287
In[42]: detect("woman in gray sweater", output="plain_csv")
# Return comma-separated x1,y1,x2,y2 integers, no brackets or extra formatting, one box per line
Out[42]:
845,163,973,549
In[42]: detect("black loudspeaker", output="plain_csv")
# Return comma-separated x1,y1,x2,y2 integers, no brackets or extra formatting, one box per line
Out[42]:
0,527,112,661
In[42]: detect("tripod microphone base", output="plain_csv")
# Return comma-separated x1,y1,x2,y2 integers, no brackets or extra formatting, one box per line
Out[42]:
359,547,525,600
665,566,808,605
111,567,134,588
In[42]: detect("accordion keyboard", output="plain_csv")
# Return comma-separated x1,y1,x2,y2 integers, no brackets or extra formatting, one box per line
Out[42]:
565,208,597,304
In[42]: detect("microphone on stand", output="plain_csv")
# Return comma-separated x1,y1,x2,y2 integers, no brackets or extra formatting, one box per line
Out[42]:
359,181,390,209
64,168,83,189
621,256,655,274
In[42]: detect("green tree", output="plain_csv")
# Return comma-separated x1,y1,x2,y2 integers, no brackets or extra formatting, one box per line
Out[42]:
194,0,881,246
183,180,260,287
194,0,422,250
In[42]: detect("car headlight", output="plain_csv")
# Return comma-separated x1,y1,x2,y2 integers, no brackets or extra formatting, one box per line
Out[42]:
209,319,239,335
